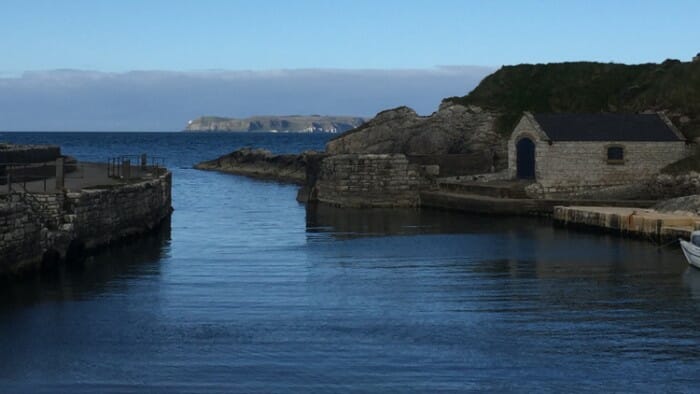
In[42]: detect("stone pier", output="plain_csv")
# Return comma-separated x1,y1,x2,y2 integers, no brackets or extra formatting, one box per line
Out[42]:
0,154,172,278
553,206,700,242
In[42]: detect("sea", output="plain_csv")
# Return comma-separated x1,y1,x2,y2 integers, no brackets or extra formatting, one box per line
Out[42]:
1,132,700,392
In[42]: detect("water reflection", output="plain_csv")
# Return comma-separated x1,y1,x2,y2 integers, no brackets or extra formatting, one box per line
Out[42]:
0,218,171,311
305,203,556,239
683,267,700,300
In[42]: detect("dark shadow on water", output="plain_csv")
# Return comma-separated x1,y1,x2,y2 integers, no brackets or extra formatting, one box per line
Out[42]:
305,203,555,239
0,218,171,311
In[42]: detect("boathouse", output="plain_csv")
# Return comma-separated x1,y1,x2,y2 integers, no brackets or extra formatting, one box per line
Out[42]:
507,112,690,195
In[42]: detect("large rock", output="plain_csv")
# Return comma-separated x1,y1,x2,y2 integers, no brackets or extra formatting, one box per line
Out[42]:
325,104,505,161
647,172,700,199
654,195,700,215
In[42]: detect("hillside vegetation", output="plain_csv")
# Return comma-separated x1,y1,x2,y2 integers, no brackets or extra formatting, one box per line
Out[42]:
444,60,700,138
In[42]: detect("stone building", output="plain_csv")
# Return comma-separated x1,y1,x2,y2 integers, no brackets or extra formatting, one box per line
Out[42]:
508,112,690,195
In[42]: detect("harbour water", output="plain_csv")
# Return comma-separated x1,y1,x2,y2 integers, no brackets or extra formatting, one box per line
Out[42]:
1,132,699,392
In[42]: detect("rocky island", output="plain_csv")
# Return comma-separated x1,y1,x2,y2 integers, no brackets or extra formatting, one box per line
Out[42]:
185,115,366,133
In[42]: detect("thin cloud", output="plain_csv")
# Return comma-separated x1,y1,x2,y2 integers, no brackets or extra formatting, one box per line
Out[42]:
0,67,493,131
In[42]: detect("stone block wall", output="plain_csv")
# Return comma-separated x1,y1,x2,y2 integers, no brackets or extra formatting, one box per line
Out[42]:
0,172,172,277
66,173,172,248
310,154,423,207
0,201,42,273
532,141,689,194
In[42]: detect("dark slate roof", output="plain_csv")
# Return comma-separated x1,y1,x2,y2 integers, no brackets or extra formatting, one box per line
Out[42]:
532,113,683,141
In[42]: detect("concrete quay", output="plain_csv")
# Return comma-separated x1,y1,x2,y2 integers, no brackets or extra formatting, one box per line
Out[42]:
552,206,699,242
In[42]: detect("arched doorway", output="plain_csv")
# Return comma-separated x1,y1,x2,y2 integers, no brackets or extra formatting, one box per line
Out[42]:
516,138,535,179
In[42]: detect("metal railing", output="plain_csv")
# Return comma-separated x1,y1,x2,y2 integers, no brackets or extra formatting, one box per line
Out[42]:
1,161,54,192
107,154,166,179
0,159,82,193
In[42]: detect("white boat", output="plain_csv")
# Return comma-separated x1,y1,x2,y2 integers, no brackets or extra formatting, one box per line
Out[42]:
680,231,700,269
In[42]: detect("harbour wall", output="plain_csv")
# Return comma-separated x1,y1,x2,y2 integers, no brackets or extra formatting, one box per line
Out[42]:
304,154,427,208
0,172,172,277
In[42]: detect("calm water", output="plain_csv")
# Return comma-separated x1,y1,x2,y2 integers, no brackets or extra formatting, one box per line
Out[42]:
1,132,700,392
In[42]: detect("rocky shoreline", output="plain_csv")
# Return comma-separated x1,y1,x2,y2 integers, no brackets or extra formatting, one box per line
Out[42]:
194,148,318,185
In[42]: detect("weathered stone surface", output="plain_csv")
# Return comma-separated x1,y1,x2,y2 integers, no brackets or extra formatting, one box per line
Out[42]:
325,104,505,165
654,195,700,215
646,172,700,199
307,154,425,208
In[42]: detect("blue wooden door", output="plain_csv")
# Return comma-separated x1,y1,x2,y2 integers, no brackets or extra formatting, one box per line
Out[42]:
516,138,535,179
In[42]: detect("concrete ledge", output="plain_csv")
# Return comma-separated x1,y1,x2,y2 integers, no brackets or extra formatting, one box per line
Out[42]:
553,205,700,242
420,190,657,216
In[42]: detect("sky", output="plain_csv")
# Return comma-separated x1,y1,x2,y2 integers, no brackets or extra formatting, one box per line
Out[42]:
1,0,698,131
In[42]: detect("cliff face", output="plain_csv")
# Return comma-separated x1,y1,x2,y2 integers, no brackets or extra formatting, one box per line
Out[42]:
185,115,366,133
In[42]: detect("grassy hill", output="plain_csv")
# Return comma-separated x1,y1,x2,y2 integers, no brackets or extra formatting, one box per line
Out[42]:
444,59,700,139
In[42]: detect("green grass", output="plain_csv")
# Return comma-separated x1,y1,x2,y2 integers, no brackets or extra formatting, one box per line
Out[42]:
444,60,700,138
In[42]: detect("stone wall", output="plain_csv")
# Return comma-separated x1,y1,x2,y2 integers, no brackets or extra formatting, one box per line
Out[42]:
0,201,42,273
308,154,423,208
0,172,172,277
508,114,691,196
65,173,172,249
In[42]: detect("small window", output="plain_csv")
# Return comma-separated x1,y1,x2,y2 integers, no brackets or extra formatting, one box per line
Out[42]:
607,146,625,165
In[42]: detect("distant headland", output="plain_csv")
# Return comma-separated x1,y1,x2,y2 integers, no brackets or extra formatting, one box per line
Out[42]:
184,115,367,133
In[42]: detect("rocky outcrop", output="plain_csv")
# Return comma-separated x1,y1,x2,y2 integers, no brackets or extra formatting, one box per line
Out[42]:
327,104,502,154
325,104,506,172
194,148,318,184
185,115,366,133
654,195,700,215
548,171,700,201
646,172,700,199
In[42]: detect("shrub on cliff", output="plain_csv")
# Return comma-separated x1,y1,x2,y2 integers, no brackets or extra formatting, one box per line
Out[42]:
444,60,700,138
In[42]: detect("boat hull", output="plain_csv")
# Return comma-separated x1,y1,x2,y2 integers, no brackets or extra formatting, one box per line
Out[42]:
680,240,700,269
